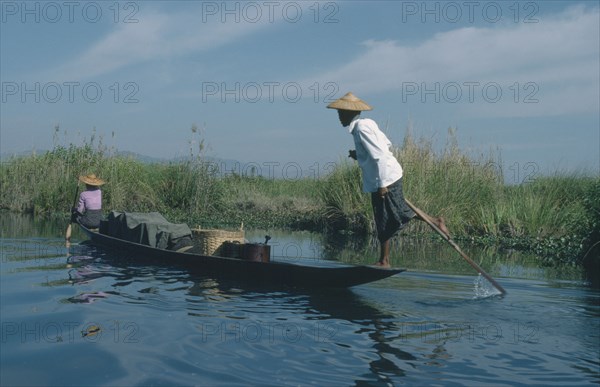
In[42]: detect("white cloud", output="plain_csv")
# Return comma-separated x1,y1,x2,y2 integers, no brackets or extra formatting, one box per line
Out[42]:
306,5,600,117
45,7,271,81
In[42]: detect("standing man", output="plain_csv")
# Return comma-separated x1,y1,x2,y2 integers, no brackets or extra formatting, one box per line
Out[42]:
327,92,448,267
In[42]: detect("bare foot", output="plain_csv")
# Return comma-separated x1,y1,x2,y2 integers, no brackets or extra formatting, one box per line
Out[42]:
435,217,450,238
374,261,391,268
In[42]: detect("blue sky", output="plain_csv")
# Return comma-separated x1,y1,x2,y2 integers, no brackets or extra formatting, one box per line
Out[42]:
1,1,599,182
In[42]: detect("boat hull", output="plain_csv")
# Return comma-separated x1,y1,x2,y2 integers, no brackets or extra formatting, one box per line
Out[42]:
78,224,404,288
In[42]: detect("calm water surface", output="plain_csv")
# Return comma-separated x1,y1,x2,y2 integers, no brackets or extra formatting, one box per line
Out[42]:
1,214,598,386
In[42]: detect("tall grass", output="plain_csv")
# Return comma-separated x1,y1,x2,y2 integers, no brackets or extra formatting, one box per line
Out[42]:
213,175,323,229
319,160,371,233
0,143,162,214
1,125,174,215
318,128,599,264
157,161,223,219
0,135,321,229
0,127,597,265
399,129,503,235
319,128,504,236
478,176,588,238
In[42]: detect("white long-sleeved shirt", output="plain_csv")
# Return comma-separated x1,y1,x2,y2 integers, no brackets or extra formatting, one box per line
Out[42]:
349,117,403,193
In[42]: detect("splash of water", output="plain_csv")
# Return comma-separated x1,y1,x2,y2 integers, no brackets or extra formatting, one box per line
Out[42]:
473,274,502,299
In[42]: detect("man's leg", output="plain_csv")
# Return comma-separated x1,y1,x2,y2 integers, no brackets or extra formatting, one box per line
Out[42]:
416,212,449,237
377,239,391,267
430,216,450,237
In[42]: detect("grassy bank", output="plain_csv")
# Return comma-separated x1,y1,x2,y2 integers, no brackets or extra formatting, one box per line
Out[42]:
0,142,323,229
320,132,599,266
1,134,598,266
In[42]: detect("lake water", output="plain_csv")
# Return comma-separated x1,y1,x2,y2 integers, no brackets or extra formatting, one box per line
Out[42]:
1,214,598,386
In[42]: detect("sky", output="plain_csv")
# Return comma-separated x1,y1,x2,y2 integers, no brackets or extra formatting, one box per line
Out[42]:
1,0,599,183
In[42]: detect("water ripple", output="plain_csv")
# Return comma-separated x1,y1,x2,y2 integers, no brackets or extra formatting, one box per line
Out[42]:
1,231,598,386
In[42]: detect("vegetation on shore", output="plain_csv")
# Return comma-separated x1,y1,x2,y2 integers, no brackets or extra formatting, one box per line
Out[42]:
1,128,598,267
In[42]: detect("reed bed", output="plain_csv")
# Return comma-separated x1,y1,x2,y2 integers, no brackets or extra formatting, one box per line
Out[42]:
319,131,504,236
318,131,599,265
0,130,597,266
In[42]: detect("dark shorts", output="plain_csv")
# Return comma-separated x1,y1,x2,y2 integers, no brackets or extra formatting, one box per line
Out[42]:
371,178,415,242
75,209,104,229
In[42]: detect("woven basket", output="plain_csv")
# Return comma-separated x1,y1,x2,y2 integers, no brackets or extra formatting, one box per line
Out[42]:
191,228,245,256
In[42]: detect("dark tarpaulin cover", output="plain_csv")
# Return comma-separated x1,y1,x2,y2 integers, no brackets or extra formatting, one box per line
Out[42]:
102,211,192,250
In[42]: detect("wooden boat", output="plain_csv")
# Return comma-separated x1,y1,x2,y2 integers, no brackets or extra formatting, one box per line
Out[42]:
78,224,404,288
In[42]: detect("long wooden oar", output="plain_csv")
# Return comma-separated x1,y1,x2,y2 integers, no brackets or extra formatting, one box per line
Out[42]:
405,199,507,295
65,184,79,244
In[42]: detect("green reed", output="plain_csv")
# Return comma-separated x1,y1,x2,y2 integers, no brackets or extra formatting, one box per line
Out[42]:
0,127,597,265
209,174,323,229
318,129,599,265
0,145,157,215
319,129,504,236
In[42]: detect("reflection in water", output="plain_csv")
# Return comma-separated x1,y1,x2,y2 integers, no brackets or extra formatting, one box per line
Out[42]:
322,230,590,284
304,289,418,384
64,240,423,384
1,213,590,282
2,213,599,386
67,292,109,304
68,264,104,283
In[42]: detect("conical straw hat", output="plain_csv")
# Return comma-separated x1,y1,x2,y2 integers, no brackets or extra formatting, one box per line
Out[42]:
79,173,106,186
326,92,373,111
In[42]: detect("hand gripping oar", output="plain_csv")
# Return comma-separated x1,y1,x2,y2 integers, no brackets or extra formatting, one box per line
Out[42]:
405,199,507,295
65,185,79,244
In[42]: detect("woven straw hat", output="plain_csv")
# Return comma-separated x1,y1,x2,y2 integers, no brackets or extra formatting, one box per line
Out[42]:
326,92,373,111
79,173,106,186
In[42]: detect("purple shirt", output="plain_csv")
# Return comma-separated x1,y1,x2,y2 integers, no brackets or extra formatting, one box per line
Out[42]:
77,188,102,213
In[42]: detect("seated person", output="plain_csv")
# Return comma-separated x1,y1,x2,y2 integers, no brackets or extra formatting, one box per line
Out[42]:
72,173,105,229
